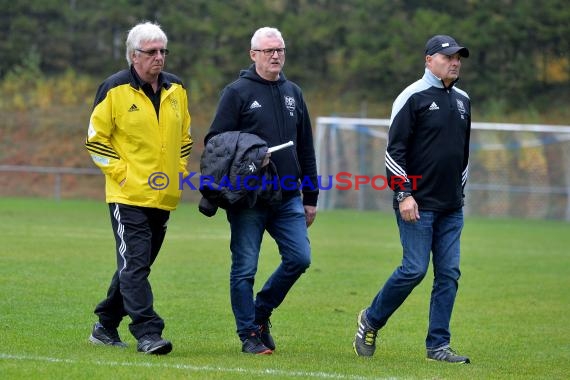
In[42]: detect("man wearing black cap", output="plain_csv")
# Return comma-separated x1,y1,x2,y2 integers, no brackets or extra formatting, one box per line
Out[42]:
353,35,471,364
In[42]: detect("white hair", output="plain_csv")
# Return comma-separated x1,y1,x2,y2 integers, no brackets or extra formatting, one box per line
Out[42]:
250,27,285,49
125,21,168,65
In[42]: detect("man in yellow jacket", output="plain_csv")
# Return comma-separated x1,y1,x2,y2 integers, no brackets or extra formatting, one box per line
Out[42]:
85,21,192,355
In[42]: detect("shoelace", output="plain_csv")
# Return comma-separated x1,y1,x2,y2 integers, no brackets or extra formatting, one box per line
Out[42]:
363,329,377,346
259,320,272,333
432,347,462,359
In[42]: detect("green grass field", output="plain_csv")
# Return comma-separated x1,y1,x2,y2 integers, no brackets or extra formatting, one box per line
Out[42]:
1,197,569,379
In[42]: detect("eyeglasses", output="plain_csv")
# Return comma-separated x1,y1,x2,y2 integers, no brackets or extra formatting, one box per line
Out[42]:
136,48,169,57
253,48,286,57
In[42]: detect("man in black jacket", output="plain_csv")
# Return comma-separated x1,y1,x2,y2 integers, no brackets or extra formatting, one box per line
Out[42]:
205,26,318,355
353,35,471,364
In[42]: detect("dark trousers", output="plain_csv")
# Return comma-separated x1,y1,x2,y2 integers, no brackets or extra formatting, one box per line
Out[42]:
94,203,170,340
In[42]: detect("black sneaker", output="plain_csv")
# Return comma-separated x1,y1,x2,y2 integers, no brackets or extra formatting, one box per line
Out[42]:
258,320,276,351
137,334,173,355
427,346,470,364
353,309,378,357
241,332,273,355
89,322,127,348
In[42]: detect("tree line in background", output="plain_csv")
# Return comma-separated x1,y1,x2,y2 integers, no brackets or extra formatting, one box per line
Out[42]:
1,0,568,115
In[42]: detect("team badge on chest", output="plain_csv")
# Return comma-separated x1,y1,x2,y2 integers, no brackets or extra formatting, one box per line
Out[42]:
456,99,466,119
284,96,295,116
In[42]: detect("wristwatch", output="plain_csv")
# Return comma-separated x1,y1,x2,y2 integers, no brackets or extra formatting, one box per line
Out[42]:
396,192,412,203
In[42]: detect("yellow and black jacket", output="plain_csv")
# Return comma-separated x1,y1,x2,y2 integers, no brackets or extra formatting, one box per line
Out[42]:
86,66,192,210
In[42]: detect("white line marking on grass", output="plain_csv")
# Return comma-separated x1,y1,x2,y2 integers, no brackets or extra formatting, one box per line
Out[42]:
0,353,399,380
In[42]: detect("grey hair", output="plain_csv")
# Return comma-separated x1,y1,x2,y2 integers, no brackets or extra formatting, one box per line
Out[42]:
250,27,285,49
125,21,168,65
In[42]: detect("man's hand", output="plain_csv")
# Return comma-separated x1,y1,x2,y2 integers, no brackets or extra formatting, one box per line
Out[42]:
262,152,271,167
398,196,420,222
304,205,317,227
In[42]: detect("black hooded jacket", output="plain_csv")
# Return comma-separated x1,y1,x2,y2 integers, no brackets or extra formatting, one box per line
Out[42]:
198,131,281,216
205,64,318,206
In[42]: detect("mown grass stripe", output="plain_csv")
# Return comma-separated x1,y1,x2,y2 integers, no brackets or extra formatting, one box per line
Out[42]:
0,353,394,380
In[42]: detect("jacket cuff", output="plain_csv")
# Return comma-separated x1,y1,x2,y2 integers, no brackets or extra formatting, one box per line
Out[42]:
302,191,319,207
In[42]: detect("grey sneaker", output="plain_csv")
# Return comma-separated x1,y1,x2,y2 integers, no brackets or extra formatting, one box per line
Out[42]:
89,322,127,347
427,346,470,364
137,333,173,355
353,309,378,357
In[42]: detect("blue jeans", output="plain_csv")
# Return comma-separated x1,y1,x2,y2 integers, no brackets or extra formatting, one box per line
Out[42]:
225,196,311,340
366,209,463,349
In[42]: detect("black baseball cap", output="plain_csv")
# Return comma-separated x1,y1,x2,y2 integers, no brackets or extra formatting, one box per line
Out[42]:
425,35,469,57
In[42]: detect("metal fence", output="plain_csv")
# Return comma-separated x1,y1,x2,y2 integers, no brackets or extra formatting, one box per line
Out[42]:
0,165,101,200
0,164,201,203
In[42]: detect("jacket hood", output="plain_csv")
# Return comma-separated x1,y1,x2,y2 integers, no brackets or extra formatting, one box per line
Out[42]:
239,64,287,85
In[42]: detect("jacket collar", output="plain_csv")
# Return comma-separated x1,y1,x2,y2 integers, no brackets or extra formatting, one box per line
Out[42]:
423,67,459,90
129,65,172,90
